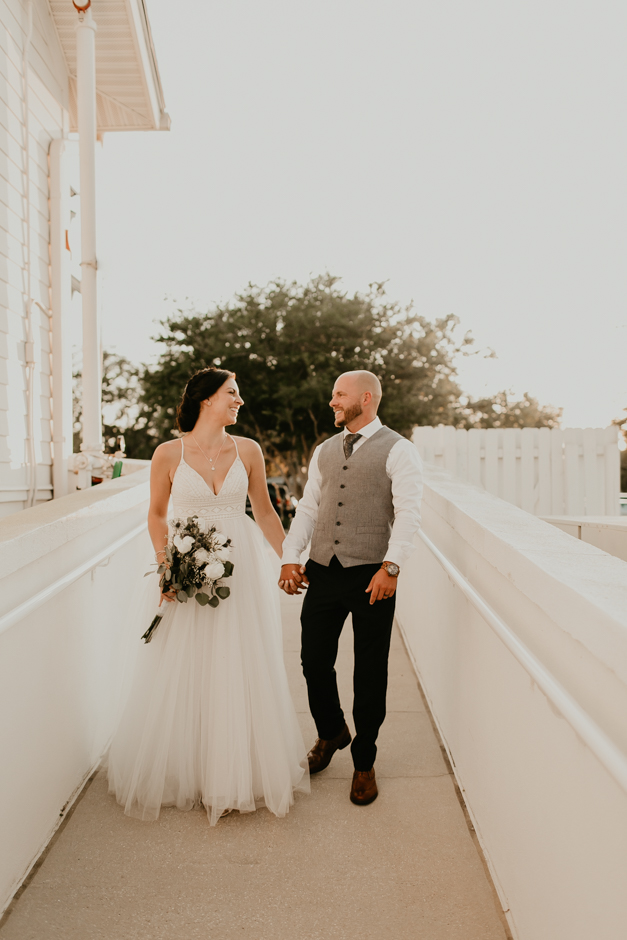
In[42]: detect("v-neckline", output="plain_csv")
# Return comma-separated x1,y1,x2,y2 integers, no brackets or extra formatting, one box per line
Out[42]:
181,455,240,498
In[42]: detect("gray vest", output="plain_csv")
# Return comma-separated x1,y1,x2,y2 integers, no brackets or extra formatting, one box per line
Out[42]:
309,426,403,567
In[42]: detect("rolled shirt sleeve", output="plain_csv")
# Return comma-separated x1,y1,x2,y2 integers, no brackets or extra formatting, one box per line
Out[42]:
383,439,423,569
280,445,322,565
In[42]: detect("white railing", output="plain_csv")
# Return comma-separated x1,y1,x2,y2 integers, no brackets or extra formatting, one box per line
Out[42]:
0,522,146,638
543,515,627,564
397,464,627,940
418,529,627,794
0,469,151,916
413,425,620,515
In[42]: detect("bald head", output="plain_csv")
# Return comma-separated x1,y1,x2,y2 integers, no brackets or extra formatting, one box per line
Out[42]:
338,371,382,405
330,371,383,431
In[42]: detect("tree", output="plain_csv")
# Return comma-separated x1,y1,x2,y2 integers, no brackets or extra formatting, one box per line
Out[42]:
137,275,474,493
455,390,562,430
91,276,562,490
73,352,153,457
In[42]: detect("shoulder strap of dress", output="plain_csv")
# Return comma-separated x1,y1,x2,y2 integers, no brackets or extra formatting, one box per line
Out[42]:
230,434,240,459
179,437,185,463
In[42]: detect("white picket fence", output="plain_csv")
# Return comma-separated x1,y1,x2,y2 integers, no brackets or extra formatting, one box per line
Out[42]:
413,426,621,516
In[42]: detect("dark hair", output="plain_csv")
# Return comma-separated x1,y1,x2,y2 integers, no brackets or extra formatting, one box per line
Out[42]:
176,367,235,432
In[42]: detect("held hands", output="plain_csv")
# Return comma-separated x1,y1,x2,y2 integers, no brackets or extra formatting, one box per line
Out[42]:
365,569,398,605
278,564,397,602
278,564,309,595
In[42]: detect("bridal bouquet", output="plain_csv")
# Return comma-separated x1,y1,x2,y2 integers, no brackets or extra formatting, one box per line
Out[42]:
142,516,234,643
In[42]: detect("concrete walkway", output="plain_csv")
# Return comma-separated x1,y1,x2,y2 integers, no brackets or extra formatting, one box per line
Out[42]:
1,593,508,940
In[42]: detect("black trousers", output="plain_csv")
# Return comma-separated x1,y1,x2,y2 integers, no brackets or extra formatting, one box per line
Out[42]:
300,556,395,771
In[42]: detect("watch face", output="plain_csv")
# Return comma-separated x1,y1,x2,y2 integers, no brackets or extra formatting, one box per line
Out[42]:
385,563,399,576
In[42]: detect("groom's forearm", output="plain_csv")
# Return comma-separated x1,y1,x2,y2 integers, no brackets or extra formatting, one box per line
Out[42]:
282,454,321,563
281,508,316,564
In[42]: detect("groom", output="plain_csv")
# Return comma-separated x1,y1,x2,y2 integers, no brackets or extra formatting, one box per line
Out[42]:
279,371,423,805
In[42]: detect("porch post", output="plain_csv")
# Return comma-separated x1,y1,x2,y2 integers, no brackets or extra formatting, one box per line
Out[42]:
74,3,101,456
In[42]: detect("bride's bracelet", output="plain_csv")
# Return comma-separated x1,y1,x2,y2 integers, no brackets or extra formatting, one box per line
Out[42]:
155,550,166,561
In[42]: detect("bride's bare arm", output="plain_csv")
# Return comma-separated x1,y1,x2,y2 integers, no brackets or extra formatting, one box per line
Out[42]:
242,440,285,558
148,443,177,561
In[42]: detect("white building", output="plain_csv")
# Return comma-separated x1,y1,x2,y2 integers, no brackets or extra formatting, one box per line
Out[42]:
0,0,168,518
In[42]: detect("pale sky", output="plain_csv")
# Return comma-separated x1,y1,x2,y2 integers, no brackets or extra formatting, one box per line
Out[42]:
95,0,626,429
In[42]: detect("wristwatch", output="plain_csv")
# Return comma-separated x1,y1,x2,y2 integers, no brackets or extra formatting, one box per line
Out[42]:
381,561,400,577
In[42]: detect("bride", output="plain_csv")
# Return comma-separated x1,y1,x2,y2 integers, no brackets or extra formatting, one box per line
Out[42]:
108,367,309,825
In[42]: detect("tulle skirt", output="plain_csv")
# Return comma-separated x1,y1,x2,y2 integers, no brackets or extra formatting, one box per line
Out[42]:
107,514,309,826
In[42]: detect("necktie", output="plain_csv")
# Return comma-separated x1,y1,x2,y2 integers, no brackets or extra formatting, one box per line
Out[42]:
343,432,362,459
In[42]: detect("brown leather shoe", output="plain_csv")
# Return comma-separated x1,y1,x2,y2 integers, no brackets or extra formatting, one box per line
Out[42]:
350,768,378,805
307,723,352,774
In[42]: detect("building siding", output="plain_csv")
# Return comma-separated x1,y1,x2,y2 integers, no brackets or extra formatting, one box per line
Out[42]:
0,0,68,516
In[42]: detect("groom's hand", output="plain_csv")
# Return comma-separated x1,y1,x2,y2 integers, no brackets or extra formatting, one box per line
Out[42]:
366,570,398,605
279,564,309,595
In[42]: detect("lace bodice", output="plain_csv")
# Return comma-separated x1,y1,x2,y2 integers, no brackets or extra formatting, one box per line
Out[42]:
170,438,248,524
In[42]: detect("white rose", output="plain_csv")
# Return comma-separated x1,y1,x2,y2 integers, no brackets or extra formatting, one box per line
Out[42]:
204,561,225,581
212,531,228,546
214,547,231,562
194,548,212,565
173,534,194,554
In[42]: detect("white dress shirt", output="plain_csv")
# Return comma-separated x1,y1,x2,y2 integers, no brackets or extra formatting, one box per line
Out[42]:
281,417,423,569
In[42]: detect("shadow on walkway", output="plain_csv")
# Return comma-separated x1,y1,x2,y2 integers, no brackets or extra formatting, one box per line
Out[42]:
0,593,508,940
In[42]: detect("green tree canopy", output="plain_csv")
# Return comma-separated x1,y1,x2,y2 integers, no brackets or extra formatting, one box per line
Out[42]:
455,391,562,430
136,275,473,491
94,275,563,494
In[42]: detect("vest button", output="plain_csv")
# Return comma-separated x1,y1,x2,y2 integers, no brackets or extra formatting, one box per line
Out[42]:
334,540,339,545
340,484,345,489
338,502,343,507
343,465,348,470
336,521,341,526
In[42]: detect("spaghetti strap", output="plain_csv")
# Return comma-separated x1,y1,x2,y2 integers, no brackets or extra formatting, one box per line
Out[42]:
179,437,185,464
231,435,240,459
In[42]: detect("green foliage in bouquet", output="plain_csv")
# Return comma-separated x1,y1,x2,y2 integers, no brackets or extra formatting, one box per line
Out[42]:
161,516,234,607
142,516,234,643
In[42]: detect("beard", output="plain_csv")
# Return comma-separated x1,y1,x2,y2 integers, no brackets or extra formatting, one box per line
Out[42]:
334,401,362,427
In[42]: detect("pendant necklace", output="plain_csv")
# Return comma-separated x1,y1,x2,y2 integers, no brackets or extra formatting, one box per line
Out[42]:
191,432,229,471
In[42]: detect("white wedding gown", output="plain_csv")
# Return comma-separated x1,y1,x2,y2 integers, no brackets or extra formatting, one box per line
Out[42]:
108,438,309,825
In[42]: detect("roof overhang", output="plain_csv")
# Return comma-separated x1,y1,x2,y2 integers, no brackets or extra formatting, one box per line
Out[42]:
48,0,170,132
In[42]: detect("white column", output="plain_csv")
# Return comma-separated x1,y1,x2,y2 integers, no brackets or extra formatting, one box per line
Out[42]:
49,139,74,497
75,5,101,455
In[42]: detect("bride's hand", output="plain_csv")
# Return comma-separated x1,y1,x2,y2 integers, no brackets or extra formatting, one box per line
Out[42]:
158,561,177,604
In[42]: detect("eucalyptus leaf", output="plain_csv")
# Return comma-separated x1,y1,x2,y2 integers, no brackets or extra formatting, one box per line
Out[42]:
223,561,234,577
143,570,153,577
185,585,194,597
208,596,220,608
177,591,188,603
195,592,209,606
165,547,173,563
164,569,172,580
216,586,230,599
